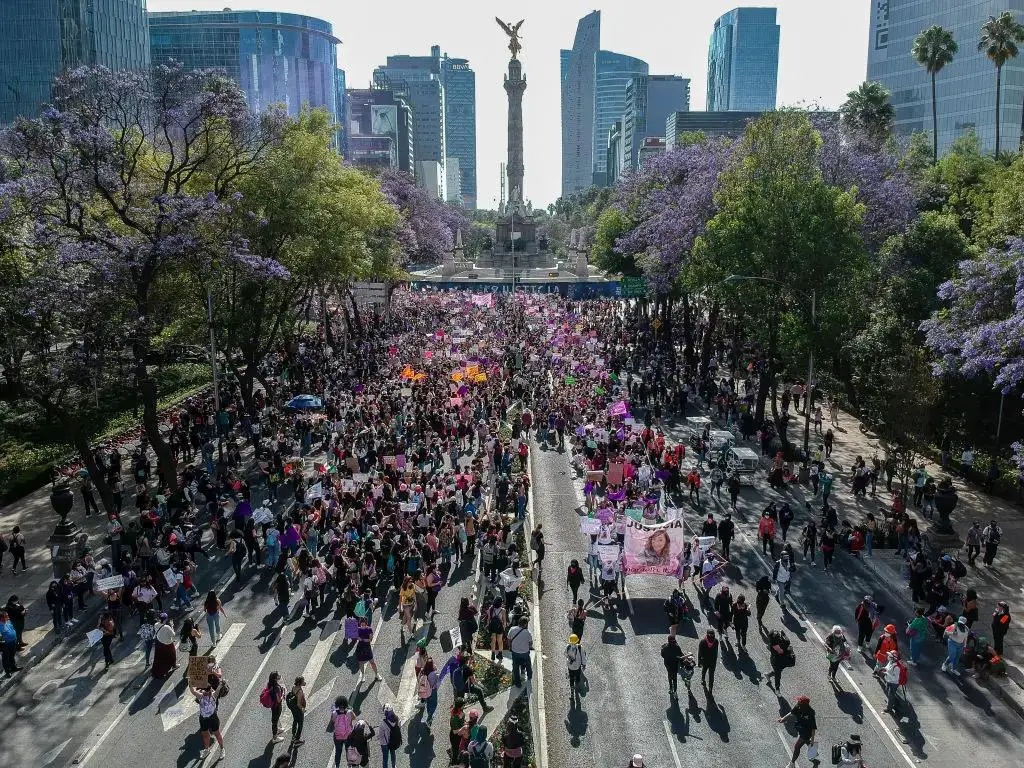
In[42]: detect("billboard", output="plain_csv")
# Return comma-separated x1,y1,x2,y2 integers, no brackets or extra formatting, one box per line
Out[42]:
371,105,398,137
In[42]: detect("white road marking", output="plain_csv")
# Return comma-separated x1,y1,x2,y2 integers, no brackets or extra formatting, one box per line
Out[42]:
663,719,683,768
525,448,549,768
73,649,143,718
280,620,339,733
741,531,917,768
161,622,245,731
40,738,71,766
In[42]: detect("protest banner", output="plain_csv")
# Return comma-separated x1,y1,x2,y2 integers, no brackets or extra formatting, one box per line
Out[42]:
622,519,686,576
353,473,369,485
306,482,323,500
585,470,604,483
340,479,355,494
396,454,407,470
86,628,104,647
595,543,620,565
383,456,396,467
253,505,274,525
607,461,624,486
400,502,419,514
625,507,644,522
580,517,601,536
401,387,412,397
188,655,215,688
94,575,124,592
163,568,177,589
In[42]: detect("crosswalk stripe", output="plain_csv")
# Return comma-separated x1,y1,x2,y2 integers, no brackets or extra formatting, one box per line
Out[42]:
161,622,245,731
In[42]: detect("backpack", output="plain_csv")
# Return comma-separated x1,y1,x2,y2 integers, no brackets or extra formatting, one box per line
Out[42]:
333,709,354,740
388,720,403,750
896,659,908,686
259,687,273,708
216,680,230,699
952,558,967,579
469,743,490,768
755,575,771,592
990,527,1001,544
831,743,843,765
451,663,466,692
417,673,432,700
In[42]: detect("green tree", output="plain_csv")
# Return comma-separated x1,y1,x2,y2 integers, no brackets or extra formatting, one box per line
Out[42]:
694,111,865,423
975,154,1024,248
591,207,636,274
912,25,958,163
978,11,1024,157
840,81,895,147
217,109,397,406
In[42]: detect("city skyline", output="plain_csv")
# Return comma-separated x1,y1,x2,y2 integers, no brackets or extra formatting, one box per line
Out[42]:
111,1,868,207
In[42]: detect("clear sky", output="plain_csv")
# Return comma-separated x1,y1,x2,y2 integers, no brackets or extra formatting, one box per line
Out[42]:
149,1,871,209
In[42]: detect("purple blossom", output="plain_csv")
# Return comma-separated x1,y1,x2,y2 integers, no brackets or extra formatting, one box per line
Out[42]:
378,169,467,265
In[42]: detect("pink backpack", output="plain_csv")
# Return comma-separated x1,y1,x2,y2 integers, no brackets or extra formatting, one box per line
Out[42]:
333,709,354,741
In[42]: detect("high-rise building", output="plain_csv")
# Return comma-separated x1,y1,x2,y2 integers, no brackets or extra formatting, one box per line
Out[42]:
592,51,649,186
560,11,649,192
706,7,780,112
560,11,601,196
867,0,1024,155
637,137,667,168
0,0,151,125
621,74,691,173
665,110,764,147
148,10,339,118
606,121,624,187
346,88,414,173
374,46,446,189
445,156,463,205
441,54,477,209
336,69,347,157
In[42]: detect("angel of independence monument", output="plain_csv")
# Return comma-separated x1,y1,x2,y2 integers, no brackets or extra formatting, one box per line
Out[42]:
410,18,614,298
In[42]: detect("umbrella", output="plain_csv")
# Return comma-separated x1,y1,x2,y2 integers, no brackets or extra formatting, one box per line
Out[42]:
286,394,323,410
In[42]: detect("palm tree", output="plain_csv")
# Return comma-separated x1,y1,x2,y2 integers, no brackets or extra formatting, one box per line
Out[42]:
978,11,1024,157
912,25,958,163
840,81,895,146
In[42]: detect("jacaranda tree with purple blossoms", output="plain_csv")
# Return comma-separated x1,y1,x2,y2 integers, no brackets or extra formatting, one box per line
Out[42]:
0,63,286,490
378,169,467,267
922,239,1024,468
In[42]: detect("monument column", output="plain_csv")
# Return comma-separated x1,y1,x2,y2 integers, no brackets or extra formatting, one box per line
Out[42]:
504,58,526,203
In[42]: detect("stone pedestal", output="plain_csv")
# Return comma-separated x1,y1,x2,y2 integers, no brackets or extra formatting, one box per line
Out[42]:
48,482,86,579
928,479,960,549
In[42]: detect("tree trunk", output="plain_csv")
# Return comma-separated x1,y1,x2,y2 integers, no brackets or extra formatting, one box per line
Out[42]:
698,301,721,378
931,72,939,163
37,396,116,514
755,317,779,424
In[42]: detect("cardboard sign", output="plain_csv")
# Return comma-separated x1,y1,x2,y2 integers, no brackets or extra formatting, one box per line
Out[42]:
580,517,602,535
586,470,604,483
607,462,624,486
253,506,274,525
340,479,355,494
400,502,419,514
401,388,413,397
346,457,360,472
596,544,620,565
396,454,407,470
383,456,397,467
306,482,324,500
353,473,369,485
188,655,215,688
94,575,124,592
86,628,104,647
163,568,177,589
625,508,644,522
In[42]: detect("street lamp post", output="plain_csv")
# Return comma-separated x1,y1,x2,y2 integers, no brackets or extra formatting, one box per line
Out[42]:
724,275,816,461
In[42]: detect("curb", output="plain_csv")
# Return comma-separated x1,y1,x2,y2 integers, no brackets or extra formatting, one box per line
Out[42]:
524,442,549,768
981,674,1024,720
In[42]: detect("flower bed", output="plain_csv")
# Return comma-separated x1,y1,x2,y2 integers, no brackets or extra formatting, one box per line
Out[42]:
470,655,513,697
489,690,536,768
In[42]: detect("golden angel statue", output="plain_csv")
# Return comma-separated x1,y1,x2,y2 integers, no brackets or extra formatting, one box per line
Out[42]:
495,17,525,59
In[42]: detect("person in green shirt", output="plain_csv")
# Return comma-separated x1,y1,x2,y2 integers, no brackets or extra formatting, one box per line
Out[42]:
906,607,929,665
448,697,466,764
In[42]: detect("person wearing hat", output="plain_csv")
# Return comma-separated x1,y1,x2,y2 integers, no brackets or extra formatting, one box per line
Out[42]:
881,650,905,715
872,624,898,672
839,734,865,767
696,627,719,695
565,633,587,701
778,695,817,767
628,755,645,768
942,615,969,675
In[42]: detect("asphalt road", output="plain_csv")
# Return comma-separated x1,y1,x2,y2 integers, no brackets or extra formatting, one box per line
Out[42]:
0,532,493,768
531,412,1024,768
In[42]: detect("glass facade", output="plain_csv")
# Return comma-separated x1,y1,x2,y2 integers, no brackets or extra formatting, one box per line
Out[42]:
622,74,690,173
560,11,601,196
593,50,648,186
706,7,779,112
441,55,477,209
1,0,150,125
148,10,338,118
867,0,1024,155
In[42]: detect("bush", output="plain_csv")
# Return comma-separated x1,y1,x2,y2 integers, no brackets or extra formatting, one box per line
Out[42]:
470,655,512,697
489,691,536,767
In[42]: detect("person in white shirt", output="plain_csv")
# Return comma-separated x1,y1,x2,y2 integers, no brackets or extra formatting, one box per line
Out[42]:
982,520,1002,567
507,617,533,688
565,633,587,699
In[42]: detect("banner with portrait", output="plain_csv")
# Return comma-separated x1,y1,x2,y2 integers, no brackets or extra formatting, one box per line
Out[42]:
622,518,686,576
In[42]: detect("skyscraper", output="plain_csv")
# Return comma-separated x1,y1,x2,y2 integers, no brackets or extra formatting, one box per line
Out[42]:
621,74,691,173
441,54,477,209
593,51,648,186
561,11,601,196
374,46,446,193
706,7,780,112
0,0,151,125
560,11,649,193
148,10,338,118
336,68,347,157
346,88,414,173
867,0,1024,155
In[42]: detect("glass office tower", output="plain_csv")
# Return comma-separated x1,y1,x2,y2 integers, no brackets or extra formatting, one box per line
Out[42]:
867,0,1024,155
441,54,477,209
0,0,150,124
148,10,338,118
592,51,648,186
560,10,601,196
706,7,780,111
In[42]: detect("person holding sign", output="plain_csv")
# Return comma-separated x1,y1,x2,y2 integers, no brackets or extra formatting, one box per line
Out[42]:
191,679,226,759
